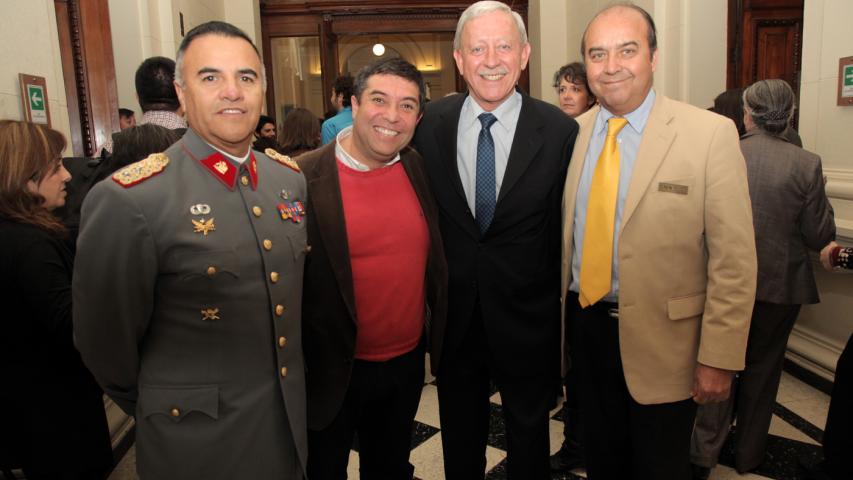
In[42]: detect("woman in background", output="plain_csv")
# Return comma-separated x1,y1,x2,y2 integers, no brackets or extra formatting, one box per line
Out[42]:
553,62,596,118
691,79,835,478
279,107,321,158
0,120,112,479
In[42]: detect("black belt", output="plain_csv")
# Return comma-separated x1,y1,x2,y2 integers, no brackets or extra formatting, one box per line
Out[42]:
567,290,619,318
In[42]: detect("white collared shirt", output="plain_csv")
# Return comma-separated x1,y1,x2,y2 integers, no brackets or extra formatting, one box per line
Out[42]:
334,126,402,170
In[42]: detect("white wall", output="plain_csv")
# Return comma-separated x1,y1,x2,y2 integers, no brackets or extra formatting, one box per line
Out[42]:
108,0,263,123
0,0,72,155
528,0,726,109
788,0,853,380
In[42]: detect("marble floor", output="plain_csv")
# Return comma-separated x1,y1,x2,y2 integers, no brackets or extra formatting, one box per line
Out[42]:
104,363,831,480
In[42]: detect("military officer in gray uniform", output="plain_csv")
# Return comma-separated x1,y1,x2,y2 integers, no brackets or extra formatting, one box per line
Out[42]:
73,21,308,479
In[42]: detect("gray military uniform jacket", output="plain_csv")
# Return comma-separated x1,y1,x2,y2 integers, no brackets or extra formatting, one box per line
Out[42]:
73,128,308,479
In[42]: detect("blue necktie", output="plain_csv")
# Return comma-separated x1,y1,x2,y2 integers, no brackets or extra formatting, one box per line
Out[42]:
475,113,498,234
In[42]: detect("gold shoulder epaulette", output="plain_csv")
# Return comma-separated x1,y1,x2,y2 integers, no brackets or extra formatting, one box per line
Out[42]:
112,153,170,187
265,148,300,173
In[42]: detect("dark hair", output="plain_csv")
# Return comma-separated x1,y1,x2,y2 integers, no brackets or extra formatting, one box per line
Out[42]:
175,21,261,87
119,108,135,119
333,75,355,108
135,57,180,112
581,4,657,60
109,124,182,172
256,115,275,135
353,57,426,114
279,108,321,156
552,62,596,102
0,120,67,233
711,88,746,136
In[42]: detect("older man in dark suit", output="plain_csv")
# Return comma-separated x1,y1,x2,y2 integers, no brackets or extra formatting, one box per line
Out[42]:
412,2,577,478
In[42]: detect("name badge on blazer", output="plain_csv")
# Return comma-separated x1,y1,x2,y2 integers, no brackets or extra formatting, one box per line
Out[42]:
658,182,689,195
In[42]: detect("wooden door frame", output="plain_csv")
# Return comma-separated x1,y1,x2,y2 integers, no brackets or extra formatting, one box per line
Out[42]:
54,0,120,157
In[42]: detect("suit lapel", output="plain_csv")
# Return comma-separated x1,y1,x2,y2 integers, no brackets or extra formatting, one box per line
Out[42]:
306,146,357,321
435,95,467,205
497,94,544,204
622,95,676,229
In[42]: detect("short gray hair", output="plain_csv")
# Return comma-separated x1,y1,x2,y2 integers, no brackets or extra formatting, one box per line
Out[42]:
453,1,528,51
742,79,795,134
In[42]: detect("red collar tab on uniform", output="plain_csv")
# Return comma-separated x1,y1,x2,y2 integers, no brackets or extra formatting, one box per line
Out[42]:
246,152,258,190
199,151,238,190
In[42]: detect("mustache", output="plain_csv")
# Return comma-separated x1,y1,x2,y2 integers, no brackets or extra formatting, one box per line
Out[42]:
477,68,509,76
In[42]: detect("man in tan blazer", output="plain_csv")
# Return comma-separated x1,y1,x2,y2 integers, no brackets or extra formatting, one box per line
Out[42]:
561,5,757,479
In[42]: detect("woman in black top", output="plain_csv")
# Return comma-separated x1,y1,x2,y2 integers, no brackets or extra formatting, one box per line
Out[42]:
0,120,112,479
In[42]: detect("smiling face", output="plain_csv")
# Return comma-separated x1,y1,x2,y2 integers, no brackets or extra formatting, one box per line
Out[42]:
175,34,264,156
557,78,593,117
345,73,422,170
27,158,71,211
583,6,657,116
454,10,530,112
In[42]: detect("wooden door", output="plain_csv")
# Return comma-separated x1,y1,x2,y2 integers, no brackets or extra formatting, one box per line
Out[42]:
727,0,804,92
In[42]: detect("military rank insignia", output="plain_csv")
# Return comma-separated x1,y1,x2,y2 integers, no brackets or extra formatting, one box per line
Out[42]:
265,148,300,173
112,153,170,187
192,218,216,235
278,202,305,223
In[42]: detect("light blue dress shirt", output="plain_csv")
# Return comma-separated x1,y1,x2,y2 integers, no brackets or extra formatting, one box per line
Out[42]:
456,92,522,214
569,89,656,302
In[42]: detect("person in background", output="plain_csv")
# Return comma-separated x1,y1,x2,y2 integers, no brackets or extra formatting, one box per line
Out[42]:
253,114,281,152
0,120,113,480
56,124,182,251
550,60,595,476
279,108,321,157
103,56,186,154
119,107,136,130
553,62,596,118
710,87,803,146
321,74,354,145
690,78,835,479
794,240,853,480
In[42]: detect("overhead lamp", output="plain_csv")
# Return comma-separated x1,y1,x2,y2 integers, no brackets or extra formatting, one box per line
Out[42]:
372,43,386,56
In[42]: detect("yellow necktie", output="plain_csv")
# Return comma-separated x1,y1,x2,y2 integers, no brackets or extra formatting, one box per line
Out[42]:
579,117,629,307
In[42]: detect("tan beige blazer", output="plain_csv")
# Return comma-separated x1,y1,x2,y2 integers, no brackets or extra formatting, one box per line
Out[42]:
561,94,757,405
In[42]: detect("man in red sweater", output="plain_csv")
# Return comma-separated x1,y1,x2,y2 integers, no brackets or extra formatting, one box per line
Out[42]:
296,57,447,480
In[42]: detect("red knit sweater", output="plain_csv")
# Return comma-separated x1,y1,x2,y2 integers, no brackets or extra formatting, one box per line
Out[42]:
338,160,429,361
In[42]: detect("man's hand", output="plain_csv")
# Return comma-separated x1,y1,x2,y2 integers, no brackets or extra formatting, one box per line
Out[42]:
820,241,839,271
691,363,735,404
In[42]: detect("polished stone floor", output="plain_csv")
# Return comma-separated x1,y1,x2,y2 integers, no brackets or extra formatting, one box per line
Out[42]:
105,362,831,480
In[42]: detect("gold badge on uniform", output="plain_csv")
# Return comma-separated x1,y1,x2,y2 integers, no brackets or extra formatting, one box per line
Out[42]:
192,217,216,236
201,308,220,321
213,161,229,175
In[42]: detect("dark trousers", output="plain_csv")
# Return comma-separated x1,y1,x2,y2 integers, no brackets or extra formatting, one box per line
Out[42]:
437,308,551,480
567,292,697,480
691,301,800,472
307,343,424,480
559,356,585,457
822,333,853,479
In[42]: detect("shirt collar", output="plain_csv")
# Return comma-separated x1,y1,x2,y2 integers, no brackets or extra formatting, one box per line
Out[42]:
594,88,656,135
334,125,401,171
461,90,522,132
180,129,258,190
